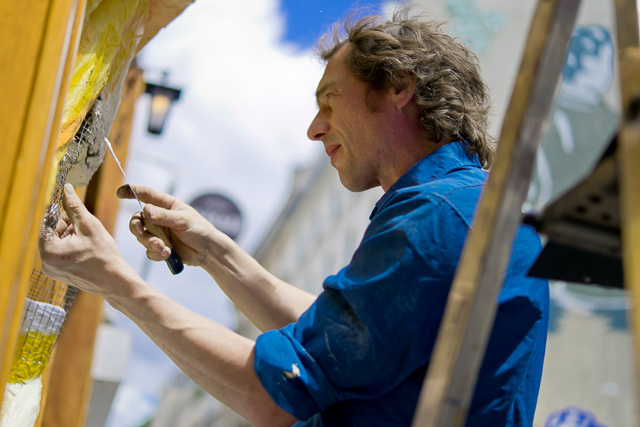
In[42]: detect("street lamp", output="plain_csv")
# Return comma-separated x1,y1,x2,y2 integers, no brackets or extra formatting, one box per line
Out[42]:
145,76,181,135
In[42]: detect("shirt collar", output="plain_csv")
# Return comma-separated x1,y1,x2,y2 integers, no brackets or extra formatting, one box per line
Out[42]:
371,141,482,220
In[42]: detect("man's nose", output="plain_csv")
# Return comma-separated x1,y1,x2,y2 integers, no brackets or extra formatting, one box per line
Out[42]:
307,112,329,141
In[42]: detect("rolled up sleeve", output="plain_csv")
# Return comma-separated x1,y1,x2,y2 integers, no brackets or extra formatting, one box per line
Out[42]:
255,321,338,420
254,196,466,421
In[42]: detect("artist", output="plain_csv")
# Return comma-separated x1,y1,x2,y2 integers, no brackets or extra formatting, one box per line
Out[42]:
40,10,549,427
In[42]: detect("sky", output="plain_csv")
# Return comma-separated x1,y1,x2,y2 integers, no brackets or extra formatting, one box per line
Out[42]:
103,1,386,426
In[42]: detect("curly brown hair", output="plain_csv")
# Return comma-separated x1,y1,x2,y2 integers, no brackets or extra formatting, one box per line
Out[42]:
317,9,494,168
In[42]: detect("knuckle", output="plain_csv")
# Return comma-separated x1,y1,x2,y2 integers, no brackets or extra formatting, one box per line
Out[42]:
146,249,161,261
129,219,142,235
137,236,150,249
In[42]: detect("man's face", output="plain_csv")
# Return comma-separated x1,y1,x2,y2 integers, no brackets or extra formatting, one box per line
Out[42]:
307,44,391,192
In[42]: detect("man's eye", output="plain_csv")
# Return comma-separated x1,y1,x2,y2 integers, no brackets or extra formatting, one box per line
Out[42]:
326,94,338,108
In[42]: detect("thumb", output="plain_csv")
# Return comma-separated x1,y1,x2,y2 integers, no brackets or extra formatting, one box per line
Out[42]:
62,183,90,226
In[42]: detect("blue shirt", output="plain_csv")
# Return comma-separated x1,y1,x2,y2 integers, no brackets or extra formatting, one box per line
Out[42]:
254,141,549,426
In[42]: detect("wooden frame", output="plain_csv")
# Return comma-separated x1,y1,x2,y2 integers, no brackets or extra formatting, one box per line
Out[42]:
0,0,85,398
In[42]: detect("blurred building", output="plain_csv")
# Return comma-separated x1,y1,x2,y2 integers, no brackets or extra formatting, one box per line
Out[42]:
86,322,132,427
253,156,384,299
148,371,220,427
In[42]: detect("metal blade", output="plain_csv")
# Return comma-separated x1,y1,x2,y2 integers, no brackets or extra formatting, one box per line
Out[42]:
103,137,144,211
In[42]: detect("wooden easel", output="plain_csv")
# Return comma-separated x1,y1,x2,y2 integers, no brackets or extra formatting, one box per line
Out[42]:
411,0,640,425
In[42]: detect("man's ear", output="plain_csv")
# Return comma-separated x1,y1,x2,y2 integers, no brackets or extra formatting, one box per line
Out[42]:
392,72,416,110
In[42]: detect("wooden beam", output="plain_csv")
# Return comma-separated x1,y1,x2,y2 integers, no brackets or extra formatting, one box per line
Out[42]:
412,0,581,425
613,0,640,412
0,0,83,400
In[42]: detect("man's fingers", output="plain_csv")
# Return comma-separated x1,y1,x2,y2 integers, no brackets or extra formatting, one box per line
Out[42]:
146,248,169,262
129,212,145,236
55,212,71,235
143,204,184,229
117,184,177,210
129,214,152,243
61,184,91,227
129,213,170,254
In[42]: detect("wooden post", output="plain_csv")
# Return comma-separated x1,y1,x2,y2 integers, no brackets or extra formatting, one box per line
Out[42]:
39,64,146,427
0,0,84,400
613,0,640,411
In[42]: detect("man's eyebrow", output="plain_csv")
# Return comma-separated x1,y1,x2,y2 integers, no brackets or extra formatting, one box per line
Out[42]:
315,81,337,100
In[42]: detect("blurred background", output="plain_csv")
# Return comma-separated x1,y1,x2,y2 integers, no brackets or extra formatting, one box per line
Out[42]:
85,0,637,426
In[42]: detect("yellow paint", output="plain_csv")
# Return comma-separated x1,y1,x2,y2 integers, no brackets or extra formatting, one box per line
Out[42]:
57,0,149,161
8,332,57,384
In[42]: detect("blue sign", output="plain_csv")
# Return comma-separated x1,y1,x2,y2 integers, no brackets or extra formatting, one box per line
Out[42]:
190,193,242,241
545,406,607,427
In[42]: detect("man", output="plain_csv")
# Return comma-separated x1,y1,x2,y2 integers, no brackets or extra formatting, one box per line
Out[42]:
40,10,549,426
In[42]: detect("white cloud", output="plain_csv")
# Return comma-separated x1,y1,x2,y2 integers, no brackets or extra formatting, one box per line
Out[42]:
133,0,325,251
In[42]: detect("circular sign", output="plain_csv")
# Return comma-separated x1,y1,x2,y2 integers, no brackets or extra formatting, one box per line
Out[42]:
189,193,242,240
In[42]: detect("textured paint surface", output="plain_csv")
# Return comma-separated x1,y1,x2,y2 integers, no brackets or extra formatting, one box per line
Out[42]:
0,378,43,427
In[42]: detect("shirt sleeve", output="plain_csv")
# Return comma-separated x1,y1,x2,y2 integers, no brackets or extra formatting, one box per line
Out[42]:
254,193,469,421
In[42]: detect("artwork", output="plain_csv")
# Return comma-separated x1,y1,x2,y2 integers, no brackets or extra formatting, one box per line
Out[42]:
526,24,619,211
1,0,150,425
442,0,505,53
0,276,70,427
545,406,607,427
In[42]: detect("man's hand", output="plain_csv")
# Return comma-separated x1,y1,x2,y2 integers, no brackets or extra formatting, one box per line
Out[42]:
40,185,297,427
39,184,128,295
117,184,221,268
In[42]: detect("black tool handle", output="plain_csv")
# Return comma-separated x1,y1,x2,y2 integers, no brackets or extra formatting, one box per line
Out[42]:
143,217,184,275
165,250,184,275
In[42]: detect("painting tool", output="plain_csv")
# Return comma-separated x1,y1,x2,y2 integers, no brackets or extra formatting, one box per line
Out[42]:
104,137,184,274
